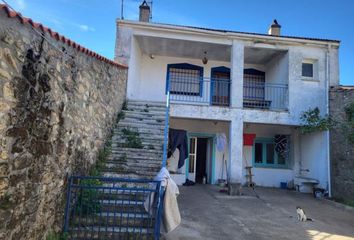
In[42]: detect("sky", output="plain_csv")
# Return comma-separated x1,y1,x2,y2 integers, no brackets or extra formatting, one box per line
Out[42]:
4,0,354,85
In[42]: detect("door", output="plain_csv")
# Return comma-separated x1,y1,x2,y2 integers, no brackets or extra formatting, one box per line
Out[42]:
188,137,197,182
211,71,230,106
196,138,208,183
188,137,212,183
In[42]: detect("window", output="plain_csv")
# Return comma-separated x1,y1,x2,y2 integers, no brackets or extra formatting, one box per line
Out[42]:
253,138,290,168
166,63,203,96
302,63,313,78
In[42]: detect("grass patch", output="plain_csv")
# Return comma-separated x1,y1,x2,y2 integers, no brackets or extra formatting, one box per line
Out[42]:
121,128,143,149
122,100,128,110
46,232,68,240
0,194,15,210
116,111,125,123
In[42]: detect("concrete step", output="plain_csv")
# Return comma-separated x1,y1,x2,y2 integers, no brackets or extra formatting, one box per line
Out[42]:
128,101,166,107
119,117,165,125
106,160,161,169
102,172,156,179
113,128,164,135
122,110,165,118
110,147,163,155
109,154,162,162
117,122,165,130
104,163,161,172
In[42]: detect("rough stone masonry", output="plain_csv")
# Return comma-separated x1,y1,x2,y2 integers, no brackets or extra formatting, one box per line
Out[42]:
329,86,354,205
0,9,127,240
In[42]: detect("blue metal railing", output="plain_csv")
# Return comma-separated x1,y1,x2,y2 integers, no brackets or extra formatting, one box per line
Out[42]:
243,81,288,110
169,77,231,106
63,176,165,240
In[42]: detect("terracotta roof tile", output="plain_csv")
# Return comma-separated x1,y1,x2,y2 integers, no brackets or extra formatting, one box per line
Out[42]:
0,4,127,68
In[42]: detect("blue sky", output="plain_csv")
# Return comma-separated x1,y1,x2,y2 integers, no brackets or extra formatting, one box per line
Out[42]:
5,0,354,85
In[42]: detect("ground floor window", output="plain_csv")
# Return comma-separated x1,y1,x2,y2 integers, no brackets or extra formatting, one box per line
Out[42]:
253,137,290,168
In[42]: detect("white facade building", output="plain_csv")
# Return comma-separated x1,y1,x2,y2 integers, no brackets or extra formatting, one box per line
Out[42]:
115,10,340,194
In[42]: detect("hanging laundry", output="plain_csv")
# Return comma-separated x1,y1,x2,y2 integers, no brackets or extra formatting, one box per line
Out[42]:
168,128,188,168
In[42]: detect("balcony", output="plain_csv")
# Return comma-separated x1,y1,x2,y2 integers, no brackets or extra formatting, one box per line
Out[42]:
243,81,288,111
169,77,231,106
168,76,288,111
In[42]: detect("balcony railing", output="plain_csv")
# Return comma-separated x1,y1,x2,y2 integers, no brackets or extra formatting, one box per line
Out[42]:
167,77,288,111
168,77,231,106
243,81,288,111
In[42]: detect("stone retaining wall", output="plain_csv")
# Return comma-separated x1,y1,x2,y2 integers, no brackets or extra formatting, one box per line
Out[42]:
329,87,354,204
0,12,127,239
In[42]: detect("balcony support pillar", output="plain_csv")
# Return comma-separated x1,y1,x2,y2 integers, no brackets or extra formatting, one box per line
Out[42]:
231,40,244,108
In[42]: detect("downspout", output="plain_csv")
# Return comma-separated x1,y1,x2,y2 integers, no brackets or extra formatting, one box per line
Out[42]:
325,44,332,197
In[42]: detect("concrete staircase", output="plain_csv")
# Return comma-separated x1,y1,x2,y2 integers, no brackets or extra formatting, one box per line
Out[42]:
102,100,166,179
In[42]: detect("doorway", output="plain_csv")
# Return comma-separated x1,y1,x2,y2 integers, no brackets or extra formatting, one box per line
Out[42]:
211,67,230,106
187,135,215,184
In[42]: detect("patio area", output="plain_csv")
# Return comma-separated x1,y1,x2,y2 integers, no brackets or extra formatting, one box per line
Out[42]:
164,185,354,240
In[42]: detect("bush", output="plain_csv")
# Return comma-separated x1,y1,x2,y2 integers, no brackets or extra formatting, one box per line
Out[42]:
300,107,335,134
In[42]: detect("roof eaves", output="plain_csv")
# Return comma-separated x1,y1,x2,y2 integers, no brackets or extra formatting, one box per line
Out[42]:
118,19,340,45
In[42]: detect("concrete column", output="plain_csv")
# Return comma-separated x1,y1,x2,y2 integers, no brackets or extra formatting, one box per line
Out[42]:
228,118,243,183
231,40,244,108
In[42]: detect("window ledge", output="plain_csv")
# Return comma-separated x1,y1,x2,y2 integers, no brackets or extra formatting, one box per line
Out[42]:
301,77,320,82
254,165,291,170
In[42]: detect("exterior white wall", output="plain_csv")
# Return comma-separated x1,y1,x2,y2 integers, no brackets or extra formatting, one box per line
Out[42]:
130,54,230,102
243,124,297,187
300,132,329,189
126,37,142,100
169,118,230,185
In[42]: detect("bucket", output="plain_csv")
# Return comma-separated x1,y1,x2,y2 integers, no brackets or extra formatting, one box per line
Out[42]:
280,182,287,189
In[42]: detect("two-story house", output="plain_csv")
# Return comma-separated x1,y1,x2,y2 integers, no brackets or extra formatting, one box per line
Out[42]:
115,2,340,195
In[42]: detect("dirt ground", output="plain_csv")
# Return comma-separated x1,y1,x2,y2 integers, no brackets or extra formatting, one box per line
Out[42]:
164,185,354,240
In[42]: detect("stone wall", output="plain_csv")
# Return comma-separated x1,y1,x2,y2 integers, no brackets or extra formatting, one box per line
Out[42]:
329,86,354,204
0,11,127,239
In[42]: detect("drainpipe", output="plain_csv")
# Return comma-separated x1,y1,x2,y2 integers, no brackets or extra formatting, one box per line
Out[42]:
325,44,332,197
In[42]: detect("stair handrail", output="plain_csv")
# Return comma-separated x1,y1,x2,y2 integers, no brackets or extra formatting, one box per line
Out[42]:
162,78,171,167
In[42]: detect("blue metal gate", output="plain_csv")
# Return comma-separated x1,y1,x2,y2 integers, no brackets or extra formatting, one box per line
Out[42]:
63,176,165,240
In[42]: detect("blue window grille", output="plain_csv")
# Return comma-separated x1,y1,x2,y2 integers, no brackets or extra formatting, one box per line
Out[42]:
166,63,203,96
63,176,165,240
252,137,290,168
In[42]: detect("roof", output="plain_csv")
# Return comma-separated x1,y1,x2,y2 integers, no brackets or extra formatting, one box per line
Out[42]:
0,4,127,68
119,20,340,45
330,86,354,92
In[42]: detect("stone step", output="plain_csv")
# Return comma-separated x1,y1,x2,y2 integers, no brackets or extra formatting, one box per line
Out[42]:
117,122,165,130
125,105,166,113
111,147,163,154
109,153,161,161
112,135,164,143
106,160,161,169
128,101,166,107
102,172,156,179
113,139,163,147
122,111,165,120
118,117,165,125
104,164,161,173
111,148,163,158
113,128,164,136
122,110,165,118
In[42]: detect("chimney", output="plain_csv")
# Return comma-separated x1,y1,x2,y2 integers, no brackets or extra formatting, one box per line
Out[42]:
139,1,150,22
268,19,281,36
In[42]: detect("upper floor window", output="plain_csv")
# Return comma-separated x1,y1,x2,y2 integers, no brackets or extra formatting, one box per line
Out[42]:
253,136,290,168
302,59,318,80
166,63,203,96
302,63,313,78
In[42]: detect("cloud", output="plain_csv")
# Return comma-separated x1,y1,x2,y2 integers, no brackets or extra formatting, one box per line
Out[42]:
77,24,95,32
